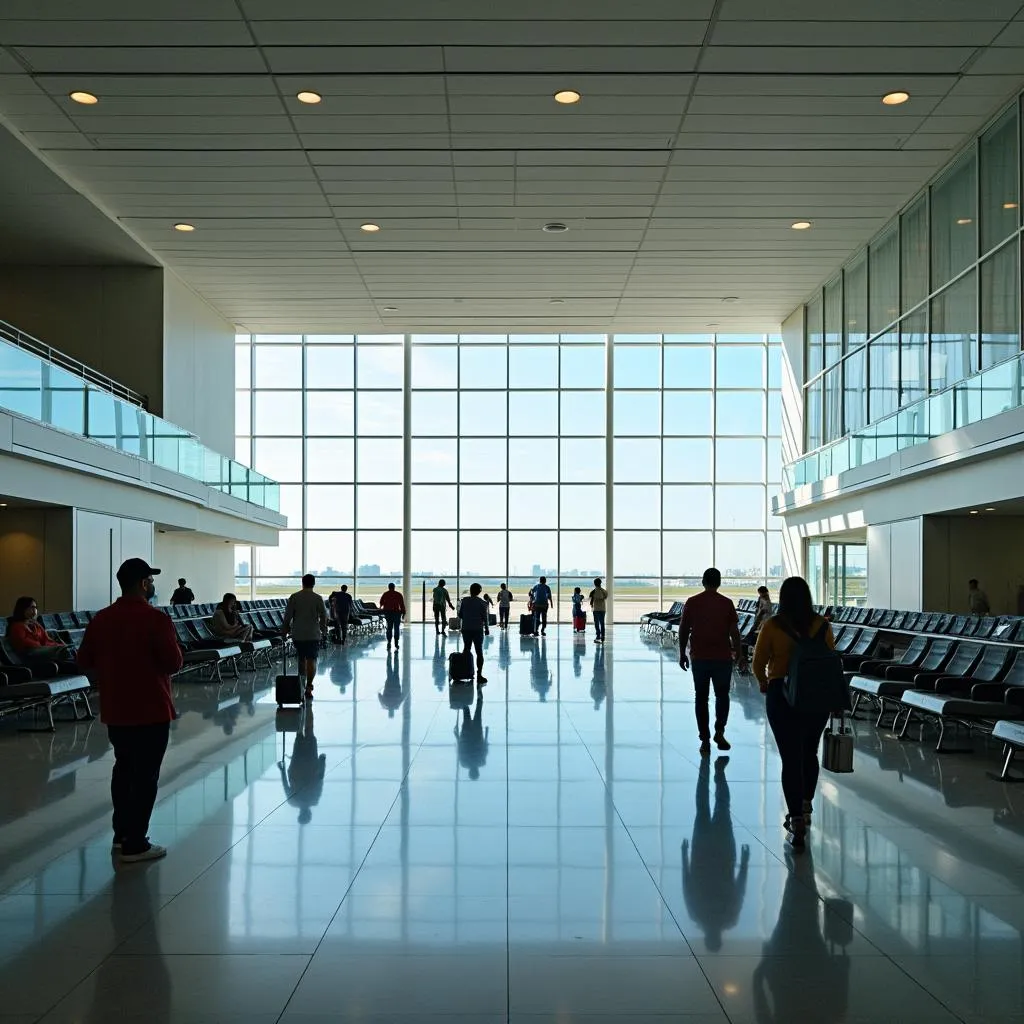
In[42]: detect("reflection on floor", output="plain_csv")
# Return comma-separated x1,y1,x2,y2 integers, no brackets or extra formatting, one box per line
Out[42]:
1,625,1023,1022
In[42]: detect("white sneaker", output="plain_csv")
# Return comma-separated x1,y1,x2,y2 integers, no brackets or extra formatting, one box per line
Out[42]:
119,843,167,863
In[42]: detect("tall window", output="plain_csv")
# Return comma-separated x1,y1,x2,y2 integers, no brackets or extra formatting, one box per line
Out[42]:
236,333,782,620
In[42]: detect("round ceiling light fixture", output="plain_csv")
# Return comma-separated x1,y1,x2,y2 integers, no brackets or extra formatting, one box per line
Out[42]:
549,298,565,304
382,305,398,312
542,221,569,233
554,89,582,105
296,90,322,104
791,220,812,230
969,509,980,515
722,296,739,303
956,217,973,225
882,90,910,106
360,222,381,233
69,90,99,105
173,222,195,232
1003,201,1019,209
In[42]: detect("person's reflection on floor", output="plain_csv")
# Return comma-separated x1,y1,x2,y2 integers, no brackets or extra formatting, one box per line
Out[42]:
432,632,448,691
379,650,407,716
454,689,489,780
752,851,851,1022
330,647,352,694
497,628,511,671
278,706,326,824
590,643,607,709
531,638,552,701
681,755,749,951
573,635,584,678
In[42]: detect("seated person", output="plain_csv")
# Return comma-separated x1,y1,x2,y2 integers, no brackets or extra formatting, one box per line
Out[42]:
7,596,73,663
210,593,254,643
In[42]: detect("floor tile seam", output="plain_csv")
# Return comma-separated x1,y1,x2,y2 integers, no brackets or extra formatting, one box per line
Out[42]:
271,690,449,1021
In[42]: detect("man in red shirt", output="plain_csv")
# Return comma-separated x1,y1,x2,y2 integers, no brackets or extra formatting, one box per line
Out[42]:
76,558,183,863
379,582,406,651
678,567,746,756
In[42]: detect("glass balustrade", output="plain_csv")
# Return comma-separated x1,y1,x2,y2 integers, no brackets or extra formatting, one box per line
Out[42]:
783,351,1024,492
0,333,279,512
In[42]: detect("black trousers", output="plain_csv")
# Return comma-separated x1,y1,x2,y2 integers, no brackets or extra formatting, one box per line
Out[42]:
385,612,402,644
433,606,447,631
765,681,830,817
533,604,549,633
462,628,485,669
692,659,733,740
498,605,510,627
108,721,171,850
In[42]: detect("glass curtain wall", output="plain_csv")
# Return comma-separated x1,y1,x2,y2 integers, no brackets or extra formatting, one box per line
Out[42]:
800,97,1023,454
236,333,782,621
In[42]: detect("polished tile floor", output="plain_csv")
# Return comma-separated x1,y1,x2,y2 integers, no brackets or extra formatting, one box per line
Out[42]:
2,625,1024,1022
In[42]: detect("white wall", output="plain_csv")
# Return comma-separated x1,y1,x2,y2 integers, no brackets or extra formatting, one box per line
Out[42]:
163,272,235,455
867,517,923,610
74,509,153,611
153,531,234,606
0,507,73,613
0,265,165,412
922,514,1024,615
778,307,805,576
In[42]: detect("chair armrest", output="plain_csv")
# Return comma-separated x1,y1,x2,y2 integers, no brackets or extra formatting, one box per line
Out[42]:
884,665,920,682
0,664,33,684
1005,687,1024,709
933,676,972,695
971,682,1009,702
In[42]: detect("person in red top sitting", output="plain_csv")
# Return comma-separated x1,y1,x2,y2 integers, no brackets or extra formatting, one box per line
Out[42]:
678,568,747,757
76,558,183,864
7,596,72,665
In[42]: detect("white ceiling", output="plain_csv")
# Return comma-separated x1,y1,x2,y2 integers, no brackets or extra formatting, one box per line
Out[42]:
1,0,1024,333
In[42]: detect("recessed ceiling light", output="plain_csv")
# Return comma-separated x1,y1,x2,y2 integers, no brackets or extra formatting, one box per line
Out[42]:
69,90,99,105
791,220,812,230
296,90,322,104
706,322,720,327
542,222,569,233
0,503,6,508
549,298,565,304
882,91,910,106
722,296,739,303
554,89,582,105
969,509,980,514
173,222,195,232
956,217,972,225
360,222,381,233
1004,202,1019,209
985,507,996,511
382,305,398,312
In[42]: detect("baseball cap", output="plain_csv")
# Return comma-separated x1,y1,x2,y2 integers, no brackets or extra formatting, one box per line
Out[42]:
116,558,161,588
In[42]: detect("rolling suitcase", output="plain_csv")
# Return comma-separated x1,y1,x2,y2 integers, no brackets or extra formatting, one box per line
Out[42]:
449,649,475,681
488,613,497,627
519,613,534,636
821,713,854,774
275,652,304,707
449,616,461,631
573,613,586,632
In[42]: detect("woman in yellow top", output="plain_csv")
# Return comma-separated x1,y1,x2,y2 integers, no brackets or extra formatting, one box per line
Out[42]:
752,576,834,851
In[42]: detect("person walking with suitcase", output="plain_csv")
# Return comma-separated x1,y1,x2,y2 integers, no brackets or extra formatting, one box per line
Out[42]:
571,587,586,633
752,576,838,852
76,558,183,863
283,574,328,701
531,576,553,636
678,568,746,756
380,582,406,651
330,584,354,646
589,577,608,643
496,583,513,629
432,579,454,635
457,582,490,684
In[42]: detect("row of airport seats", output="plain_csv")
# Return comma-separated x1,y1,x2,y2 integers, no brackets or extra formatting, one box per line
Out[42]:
640,597,1024,779
0,595,382,732
640,601,763,646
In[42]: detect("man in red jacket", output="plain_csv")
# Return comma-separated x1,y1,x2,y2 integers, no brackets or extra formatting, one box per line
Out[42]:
77,558,183,863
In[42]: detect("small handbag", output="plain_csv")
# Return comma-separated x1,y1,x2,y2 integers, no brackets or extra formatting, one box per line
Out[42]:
821,712,854,774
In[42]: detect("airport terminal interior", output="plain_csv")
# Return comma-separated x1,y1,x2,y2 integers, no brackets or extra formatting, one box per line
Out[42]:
3,2,1024,1021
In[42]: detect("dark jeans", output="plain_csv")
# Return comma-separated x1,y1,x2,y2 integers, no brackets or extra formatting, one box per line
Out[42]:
385,612,402,645
108,721,170,851
433,606,447,631
498,604,510,627
765,681,830,817
462,628,485,670
593,610,606,640
692,659,733,740
334,617,348,644
533,604,549,634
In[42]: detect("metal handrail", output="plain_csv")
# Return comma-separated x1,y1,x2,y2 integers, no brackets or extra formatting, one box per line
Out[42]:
0,318,145,407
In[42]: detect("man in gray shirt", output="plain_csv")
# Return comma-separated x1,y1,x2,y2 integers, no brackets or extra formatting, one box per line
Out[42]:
283,573,328,700
458,582,491,684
